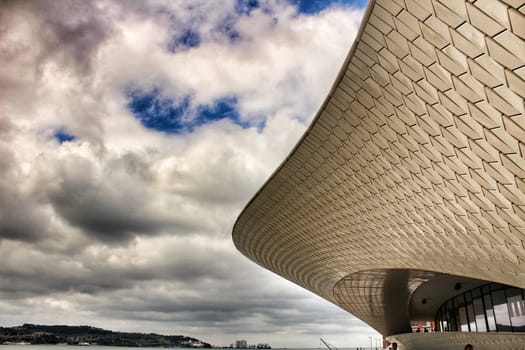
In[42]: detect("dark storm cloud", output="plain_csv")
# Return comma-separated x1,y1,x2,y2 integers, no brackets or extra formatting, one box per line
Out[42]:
0,141,50,242
46,155,150,242
45,152,202,243
0,185,48,241
0,235,239,300
89,269,368,337
49,180,164,244
0,247,127,298
0,273,130,299
85,256,318,324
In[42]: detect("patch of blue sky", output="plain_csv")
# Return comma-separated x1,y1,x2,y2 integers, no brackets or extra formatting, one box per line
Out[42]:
234,0,368,17
291,0,368,14
212,0,262,43
127,89,253,134
235,0,260,15
168,28,201,52
54,129,76,144
195,97,249,127
127,88,190,134
215,18,242,43
166,0,366,50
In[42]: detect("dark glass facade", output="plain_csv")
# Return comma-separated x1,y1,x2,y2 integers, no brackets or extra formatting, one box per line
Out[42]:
435,283,525,333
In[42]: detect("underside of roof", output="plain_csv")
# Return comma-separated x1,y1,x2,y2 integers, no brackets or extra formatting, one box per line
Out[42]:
233,0,525,338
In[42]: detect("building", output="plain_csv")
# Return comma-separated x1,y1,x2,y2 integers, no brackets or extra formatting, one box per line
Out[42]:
235,340,248,349
232,0,525,349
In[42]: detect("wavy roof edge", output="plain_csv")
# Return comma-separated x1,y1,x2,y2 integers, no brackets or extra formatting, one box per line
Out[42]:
232,0,378,237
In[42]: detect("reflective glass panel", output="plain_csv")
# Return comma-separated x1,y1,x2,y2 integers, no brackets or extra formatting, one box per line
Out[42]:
447,299,456,331
466,293,476,331
435,283,525,333
459,306,469,332
473,297,487,332
506,288,525,332
484,293,497,332
492,290,512,332
455,295,469,332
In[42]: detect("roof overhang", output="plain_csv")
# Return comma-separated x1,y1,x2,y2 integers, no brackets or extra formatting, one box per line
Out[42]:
233,0,525,337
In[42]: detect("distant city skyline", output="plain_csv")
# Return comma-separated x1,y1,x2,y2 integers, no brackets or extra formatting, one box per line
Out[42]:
0,0,380,348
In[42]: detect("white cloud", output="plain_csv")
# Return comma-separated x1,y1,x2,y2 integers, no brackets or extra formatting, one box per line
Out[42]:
0,0,379,347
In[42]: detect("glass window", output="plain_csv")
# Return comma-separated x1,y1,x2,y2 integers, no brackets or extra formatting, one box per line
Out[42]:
484,293,497,332
459,306,469,332
482,285,490,294
435,283,525,334
473,297,487,332
491,284,504,292
441,319,448,333
492,290,512,332
506,288,525,332
446,299,456,331
455,295,469,332
438,307,447,332
436,310,443,333
466,293,476,331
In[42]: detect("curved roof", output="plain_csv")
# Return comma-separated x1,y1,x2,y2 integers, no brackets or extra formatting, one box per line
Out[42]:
233,0,525,337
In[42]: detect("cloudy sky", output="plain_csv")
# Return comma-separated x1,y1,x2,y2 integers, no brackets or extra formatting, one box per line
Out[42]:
0,0,381,347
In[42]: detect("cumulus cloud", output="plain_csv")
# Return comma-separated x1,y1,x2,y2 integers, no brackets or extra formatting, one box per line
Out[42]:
0,0,379,347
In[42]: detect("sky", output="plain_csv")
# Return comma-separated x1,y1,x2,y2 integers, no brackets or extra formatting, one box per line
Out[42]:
0,0,381,347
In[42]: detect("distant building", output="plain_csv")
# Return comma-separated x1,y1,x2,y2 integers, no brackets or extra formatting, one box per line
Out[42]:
235,340,247,349
233,0,525,349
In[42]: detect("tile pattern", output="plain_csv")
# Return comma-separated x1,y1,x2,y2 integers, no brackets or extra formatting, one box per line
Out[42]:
333,269,439,335
233,0,525,343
